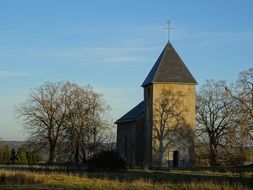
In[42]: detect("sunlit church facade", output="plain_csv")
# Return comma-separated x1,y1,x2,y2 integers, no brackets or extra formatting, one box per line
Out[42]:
115,42,197,168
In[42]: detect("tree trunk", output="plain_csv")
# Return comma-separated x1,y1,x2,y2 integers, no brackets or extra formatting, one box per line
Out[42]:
209,138,217,166
48,145,56,163
75,143,79,163
80,145,86,163
158,140,164,168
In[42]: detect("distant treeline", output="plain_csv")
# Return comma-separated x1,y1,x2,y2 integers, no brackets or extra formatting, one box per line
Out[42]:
0,143,43,164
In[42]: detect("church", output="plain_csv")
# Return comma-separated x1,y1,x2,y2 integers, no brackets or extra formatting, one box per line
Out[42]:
115,42,197,168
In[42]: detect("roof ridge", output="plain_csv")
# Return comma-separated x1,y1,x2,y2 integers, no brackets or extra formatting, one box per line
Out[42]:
141,43,168,87
153,43,171,83
115,101,144,124
166,43,197,84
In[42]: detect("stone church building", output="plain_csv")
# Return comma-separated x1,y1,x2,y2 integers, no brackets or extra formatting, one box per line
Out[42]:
115,42,197,168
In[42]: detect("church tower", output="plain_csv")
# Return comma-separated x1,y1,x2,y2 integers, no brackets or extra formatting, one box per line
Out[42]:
142,42,197,167
116,41,197,168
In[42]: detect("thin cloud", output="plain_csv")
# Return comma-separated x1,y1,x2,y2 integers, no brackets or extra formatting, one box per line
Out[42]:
32,46,156,57
53,24,163,36
0,71,33,77
22,46,157,64
100,56,146,63
180,31,253,48
198,31,253,41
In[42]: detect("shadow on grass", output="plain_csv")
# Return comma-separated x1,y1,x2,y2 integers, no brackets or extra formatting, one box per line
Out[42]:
1,166,253,189
0,184,68,190
0,172,40,185
0,170,252,190
86,170,253,188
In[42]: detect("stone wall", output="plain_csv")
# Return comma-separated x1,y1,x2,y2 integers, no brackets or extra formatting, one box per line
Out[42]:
117,114,145,167
151,83,196,167
117,122,136,167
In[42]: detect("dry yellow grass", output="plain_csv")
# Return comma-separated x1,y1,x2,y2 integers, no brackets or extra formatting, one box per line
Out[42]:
0,169,250,190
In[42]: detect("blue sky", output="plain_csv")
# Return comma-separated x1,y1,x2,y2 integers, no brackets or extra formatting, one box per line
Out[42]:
0,0,253,140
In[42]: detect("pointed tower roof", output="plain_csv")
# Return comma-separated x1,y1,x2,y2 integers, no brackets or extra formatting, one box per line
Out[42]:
141,43,197,87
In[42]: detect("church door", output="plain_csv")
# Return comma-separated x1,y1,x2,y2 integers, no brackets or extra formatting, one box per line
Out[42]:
173,151,179,167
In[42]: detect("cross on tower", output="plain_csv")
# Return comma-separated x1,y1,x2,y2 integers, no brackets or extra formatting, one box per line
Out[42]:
164,21,175,43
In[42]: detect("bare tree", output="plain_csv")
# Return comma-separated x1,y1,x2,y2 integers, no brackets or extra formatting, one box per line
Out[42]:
152,88,189,168
59,82,89,163
196,80,238,166
226,67,253,141
86,90,111,156
16,82,68,163
61,83,111,163
16,81,115,164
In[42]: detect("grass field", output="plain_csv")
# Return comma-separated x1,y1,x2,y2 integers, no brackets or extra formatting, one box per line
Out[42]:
0,169,252,190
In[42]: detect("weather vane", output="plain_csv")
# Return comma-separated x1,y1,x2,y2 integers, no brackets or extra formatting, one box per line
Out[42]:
164,21,175,43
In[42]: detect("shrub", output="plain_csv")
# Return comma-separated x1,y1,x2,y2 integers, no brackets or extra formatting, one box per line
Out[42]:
0,145,11,164
16,147,28,164
26,150,43,164
87,150,127,171
10,148,17,164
